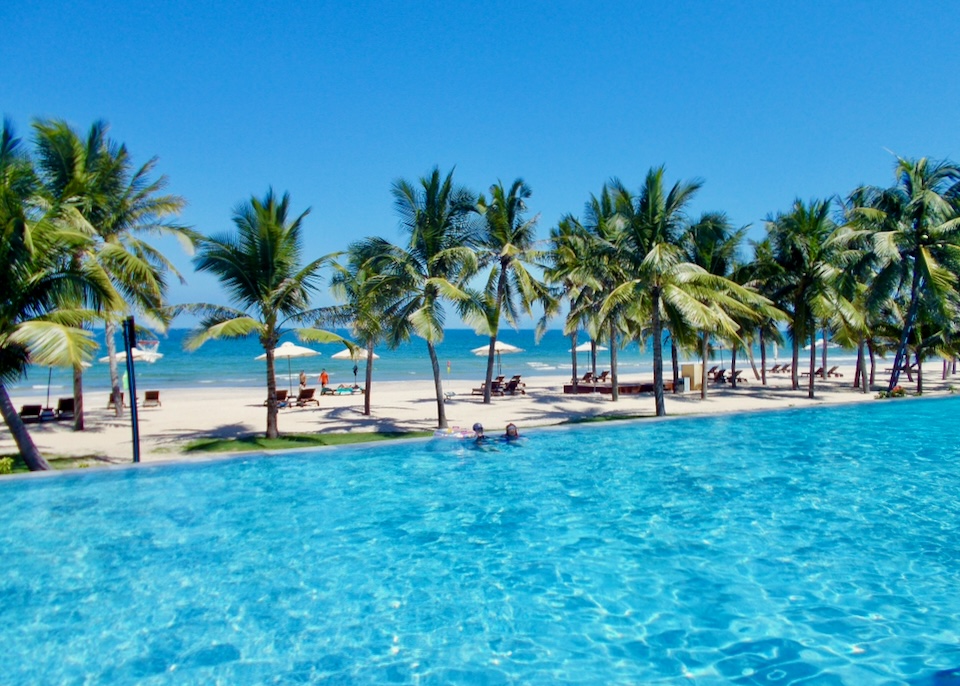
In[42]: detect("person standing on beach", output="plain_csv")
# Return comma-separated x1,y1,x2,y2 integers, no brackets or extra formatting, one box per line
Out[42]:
299,370,307,391
319,368,329,388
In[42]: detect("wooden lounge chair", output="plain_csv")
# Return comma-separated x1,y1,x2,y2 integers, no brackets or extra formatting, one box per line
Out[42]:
503,376,526,395
801,367,825,378
579,372,595,383
472,381,504,396
107,392,126,409
727,370,746,384
264,389,288,406
19,405,42,424
295,388,319,406
826,366,843,377
710,368,727,383
143,390,161,407
768,364,783,374
596,370,610,382
56,397,75,420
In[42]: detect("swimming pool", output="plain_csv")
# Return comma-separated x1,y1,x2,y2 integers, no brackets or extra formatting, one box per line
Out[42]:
3,398,960,684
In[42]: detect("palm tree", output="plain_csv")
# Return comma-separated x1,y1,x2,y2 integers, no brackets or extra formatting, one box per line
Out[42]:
355,167,477,429
186,189,345,438
0,120,111,470
32,119,193,425
765,199,842,397
846,157,960,390
325,244,400,416
472,179,553,403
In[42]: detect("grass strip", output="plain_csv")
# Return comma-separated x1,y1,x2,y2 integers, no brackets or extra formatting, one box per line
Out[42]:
184,431,433,454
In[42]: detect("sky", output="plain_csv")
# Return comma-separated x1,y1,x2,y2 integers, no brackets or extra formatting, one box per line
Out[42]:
4,1,959,328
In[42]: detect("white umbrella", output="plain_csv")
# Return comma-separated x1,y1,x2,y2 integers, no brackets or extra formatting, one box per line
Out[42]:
568,341,608,353
803,337,840,351
99,348,163,363
333,347,379,384
255,341,320,393
471,340,523,376
331,348,380,361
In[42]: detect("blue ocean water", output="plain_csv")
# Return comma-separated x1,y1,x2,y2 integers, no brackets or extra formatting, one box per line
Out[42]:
11,328,858,395
2,397,960,684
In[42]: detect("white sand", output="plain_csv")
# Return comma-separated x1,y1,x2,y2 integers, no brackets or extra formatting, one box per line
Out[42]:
2,364,956,465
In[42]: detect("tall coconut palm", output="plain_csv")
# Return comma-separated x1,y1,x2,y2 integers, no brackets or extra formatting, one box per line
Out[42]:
765,198,843,397
0,120,111,469
544,215,600,393
472,179,553,403
324,243,400,416
846,157,960,390
186,189,345,438
353,167,477,429
32,119,192,426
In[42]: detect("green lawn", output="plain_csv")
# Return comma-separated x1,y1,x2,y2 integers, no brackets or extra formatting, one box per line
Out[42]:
183,431,433,454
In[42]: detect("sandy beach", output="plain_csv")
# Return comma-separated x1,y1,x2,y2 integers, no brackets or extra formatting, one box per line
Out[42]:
3,363,956,466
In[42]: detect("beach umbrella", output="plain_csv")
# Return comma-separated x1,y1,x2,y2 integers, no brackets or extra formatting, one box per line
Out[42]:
803,337,840,350
332,347,380,384
255,341,320,394
331,348,380,361
568,341,608,353
99,347,163,364
471,340,523,376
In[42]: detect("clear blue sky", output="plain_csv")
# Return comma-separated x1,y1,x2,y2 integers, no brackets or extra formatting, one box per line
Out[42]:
4,1,958,327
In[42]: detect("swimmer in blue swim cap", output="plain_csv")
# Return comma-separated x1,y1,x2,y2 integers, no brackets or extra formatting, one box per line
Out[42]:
472,422,485,441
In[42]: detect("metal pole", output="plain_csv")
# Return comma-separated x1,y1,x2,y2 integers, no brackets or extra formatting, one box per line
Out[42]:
123,316,141,464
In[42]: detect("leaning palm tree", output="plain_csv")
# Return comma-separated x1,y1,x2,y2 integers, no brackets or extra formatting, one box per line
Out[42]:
32,119,193,425
355,167,477,429
186,189,345,438
0,120,112,469
846,157,960,391
472,179,553,403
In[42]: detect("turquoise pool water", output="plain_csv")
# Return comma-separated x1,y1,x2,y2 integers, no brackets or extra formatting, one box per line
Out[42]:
3,398,960,684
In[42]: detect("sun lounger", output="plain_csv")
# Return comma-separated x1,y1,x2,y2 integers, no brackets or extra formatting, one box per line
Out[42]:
727,370,746,384
143,390,161,407
334,384,363,395
503,376,526,395
596,370,610,382
264,389,288,406
768,364,783,374
826,366,842,377
19,405,42,424
472,381,504,396
107,392,127,409
710,368,727,383
56,397,75,420
295,388,319,406
801,367,825,378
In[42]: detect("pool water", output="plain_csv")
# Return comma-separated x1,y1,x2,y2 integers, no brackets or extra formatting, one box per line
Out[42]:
3,398,960,684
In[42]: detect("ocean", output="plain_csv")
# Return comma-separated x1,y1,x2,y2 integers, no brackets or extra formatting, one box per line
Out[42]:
9,328,858,397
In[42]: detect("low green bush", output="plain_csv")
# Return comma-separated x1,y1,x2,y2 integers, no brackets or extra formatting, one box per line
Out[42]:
0,457,14,475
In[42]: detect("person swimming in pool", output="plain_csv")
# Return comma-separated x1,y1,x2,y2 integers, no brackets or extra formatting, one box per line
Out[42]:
504,423,520,440
472,422,485,442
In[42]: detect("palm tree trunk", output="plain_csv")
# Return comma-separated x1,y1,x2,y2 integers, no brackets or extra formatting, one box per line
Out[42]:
917,358,923,395
364,342,374,416
652,289,665,417
609,322,619,402
265,347,279,438
72,363,84,431
482,334,497,404
889,264,924,390
700,333,709,400
570,330,578,394
427,341,447,428
808,334,816,399
791,335,800,391
106,320,123,417
857,338,869,393
730,343,738,389
670,334,679,393
0,383,51,470
869,344,876,386
759,328,767,386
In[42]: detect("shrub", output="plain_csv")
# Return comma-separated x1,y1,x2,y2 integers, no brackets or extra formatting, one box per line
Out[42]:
0,457,14,475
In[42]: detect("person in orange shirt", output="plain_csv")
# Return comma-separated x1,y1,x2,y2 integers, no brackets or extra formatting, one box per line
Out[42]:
319,368,329,388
